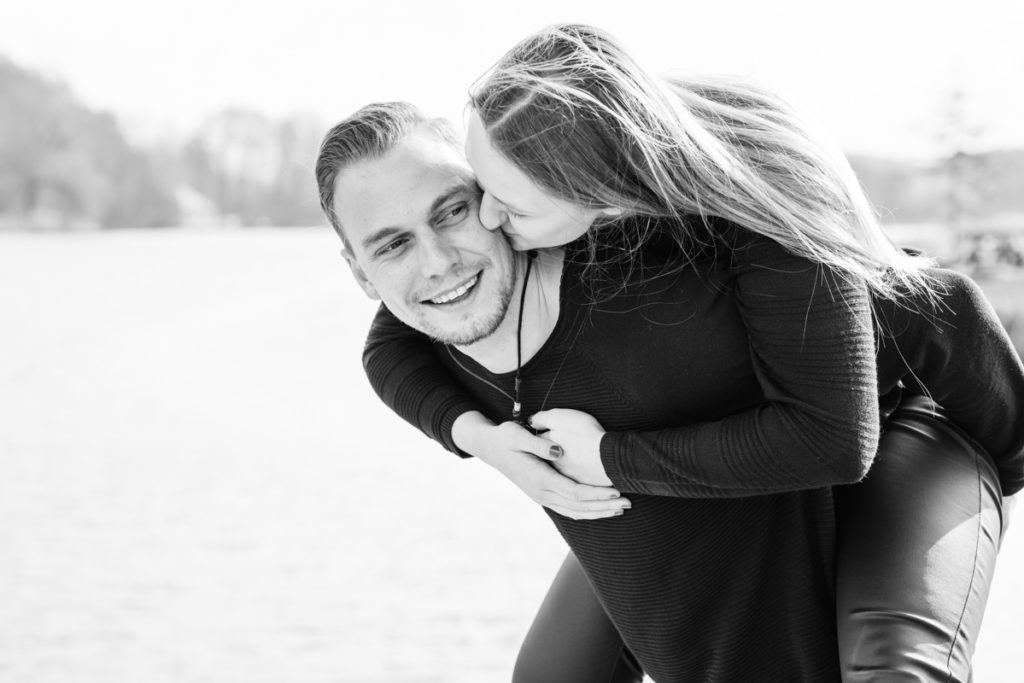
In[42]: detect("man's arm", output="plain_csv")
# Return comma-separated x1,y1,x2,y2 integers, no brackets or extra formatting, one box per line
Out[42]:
363,303,480,456
363,303,628,518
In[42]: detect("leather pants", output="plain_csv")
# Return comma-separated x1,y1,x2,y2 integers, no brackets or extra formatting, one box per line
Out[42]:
513,398,1005,682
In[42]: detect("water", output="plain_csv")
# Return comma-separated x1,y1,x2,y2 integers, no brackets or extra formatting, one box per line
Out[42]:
0,228,567,682
1,229,1021,682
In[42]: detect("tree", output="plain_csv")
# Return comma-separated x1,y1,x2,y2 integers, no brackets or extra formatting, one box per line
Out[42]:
936,87,990,249
0,56,178,229
180,108,325,226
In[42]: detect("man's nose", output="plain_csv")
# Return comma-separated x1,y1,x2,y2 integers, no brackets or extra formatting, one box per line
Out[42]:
417,231,461,278
477,192,506,231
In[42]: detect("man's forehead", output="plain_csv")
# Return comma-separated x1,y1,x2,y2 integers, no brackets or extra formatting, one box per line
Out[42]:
333,141,476,246
393,127,472,176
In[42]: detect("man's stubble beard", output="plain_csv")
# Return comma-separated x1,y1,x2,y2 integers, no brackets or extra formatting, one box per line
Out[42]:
418,255,519,347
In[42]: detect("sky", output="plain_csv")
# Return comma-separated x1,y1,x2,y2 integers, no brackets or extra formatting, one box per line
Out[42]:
1,0,1022,160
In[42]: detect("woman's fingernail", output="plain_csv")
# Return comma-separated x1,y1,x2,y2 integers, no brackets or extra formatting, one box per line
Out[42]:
620,503,631,510
548,445,563,459
614,509,625,516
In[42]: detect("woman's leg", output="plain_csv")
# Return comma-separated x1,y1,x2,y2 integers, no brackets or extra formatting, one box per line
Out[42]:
835,396,1005,682
513,551,643,683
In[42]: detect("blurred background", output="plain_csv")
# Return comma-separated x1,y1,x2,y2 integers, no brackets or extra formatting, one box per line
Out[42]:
2,1,1022,681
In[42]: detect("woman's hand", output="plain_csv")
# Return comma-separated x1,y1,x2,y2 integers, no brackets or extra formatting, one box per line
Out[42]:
530,409,613,487
453,412,629,519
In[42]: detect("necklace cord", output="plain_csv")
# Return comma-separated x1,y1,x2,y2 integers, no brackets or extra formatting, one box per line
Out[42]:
512,250,537,422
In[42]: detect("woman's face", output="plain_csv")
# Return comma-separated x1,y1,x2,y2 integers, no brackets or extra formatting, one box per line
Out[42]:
465,110,604,250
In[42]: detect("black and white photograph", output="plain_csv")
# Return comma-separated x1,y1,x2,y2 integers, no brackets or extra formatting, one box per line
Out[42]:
2,2,1023,681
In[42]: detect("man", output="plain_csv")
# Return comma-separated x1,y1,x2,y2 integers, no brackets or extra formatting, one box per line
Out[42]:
318,101,850,682
317,102,629,521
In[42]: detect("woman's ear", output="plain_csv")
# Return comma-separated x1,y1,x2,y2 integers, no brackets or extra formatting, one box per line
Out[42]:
342,249,380,300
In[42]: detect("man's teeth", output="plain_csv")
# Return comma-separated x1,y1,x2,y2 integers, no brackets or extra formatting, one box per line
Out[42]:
430,275,478,304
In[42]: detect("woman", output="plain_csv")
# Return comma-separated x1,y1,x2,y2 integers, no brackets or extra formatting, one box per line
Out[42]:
343,25,1023,681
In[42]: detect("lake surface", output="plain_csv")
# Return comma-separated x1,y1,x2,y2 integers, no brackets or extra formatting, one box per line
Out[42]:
2,228,1021,682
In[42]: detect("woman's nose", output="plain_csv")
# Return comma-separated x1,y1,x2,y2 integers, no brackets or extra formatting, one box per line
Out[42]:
477,191,507,231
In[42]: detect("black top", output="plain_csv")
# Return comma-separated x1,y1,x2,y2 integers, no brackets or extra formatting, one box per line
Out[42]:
362,229,1024,681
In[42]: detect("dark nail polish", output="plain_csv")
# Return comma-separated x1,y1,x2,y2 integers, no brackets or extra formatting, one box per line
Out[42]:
548,445,563,459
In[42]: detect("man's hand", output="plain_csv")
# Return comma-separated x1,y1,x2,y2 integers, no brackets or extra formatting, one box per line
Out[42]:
529,409,613,487
453,412,629,519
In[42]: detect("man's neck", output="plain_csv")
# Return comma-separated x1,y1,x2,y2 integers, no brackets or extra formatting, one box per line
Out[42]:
456,248,564,374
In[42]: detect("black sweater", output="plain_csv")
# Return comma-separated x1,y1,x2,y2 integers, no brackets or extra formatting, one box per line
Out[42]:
363,233,1024,681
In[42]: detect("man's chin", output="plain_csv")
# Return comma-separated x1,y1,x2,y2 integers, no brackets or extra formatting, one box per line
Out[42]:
420,312,505,346
390,258,516,346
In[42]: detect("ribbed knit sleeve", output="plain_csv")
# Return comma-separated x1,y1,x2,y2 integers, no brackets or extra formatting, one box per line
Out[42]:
599,235,881,496
875,269,1024,496
363,303,481,457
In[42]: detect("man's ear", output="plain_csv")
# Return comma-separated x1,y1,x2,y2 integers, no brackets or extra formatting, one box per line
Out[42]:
341,249,380,300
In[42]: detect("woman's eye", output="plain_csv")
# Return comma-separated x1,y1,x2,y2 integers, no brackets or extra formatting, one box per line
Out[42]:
505,207,525,219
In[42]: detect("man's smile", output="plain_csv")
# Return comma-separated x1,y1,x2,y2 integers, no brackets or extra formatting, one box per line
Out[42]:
425,272,481,305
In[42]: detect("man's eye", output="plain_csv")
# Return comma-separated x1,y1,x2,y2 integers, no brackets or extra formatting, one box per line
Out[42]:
376,238,408,256
438,202,468,225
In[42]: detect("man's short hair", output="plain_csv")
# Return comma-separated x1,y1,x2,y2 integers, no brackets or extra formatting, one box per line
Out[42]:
315,101,460,245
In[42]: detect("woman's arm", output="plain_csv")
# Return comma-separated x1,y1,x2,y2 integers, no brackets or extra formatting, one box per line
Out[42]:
525,261,1024,500
577,233,881,497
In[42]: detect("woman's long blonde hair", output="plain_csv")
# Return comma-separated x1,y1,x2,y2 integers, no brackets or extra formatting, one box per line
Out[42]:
470,23,934,300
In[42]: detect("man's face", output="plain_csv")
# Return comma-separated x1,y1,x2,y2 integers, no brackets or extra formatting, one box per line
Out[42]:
335,127,518,346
